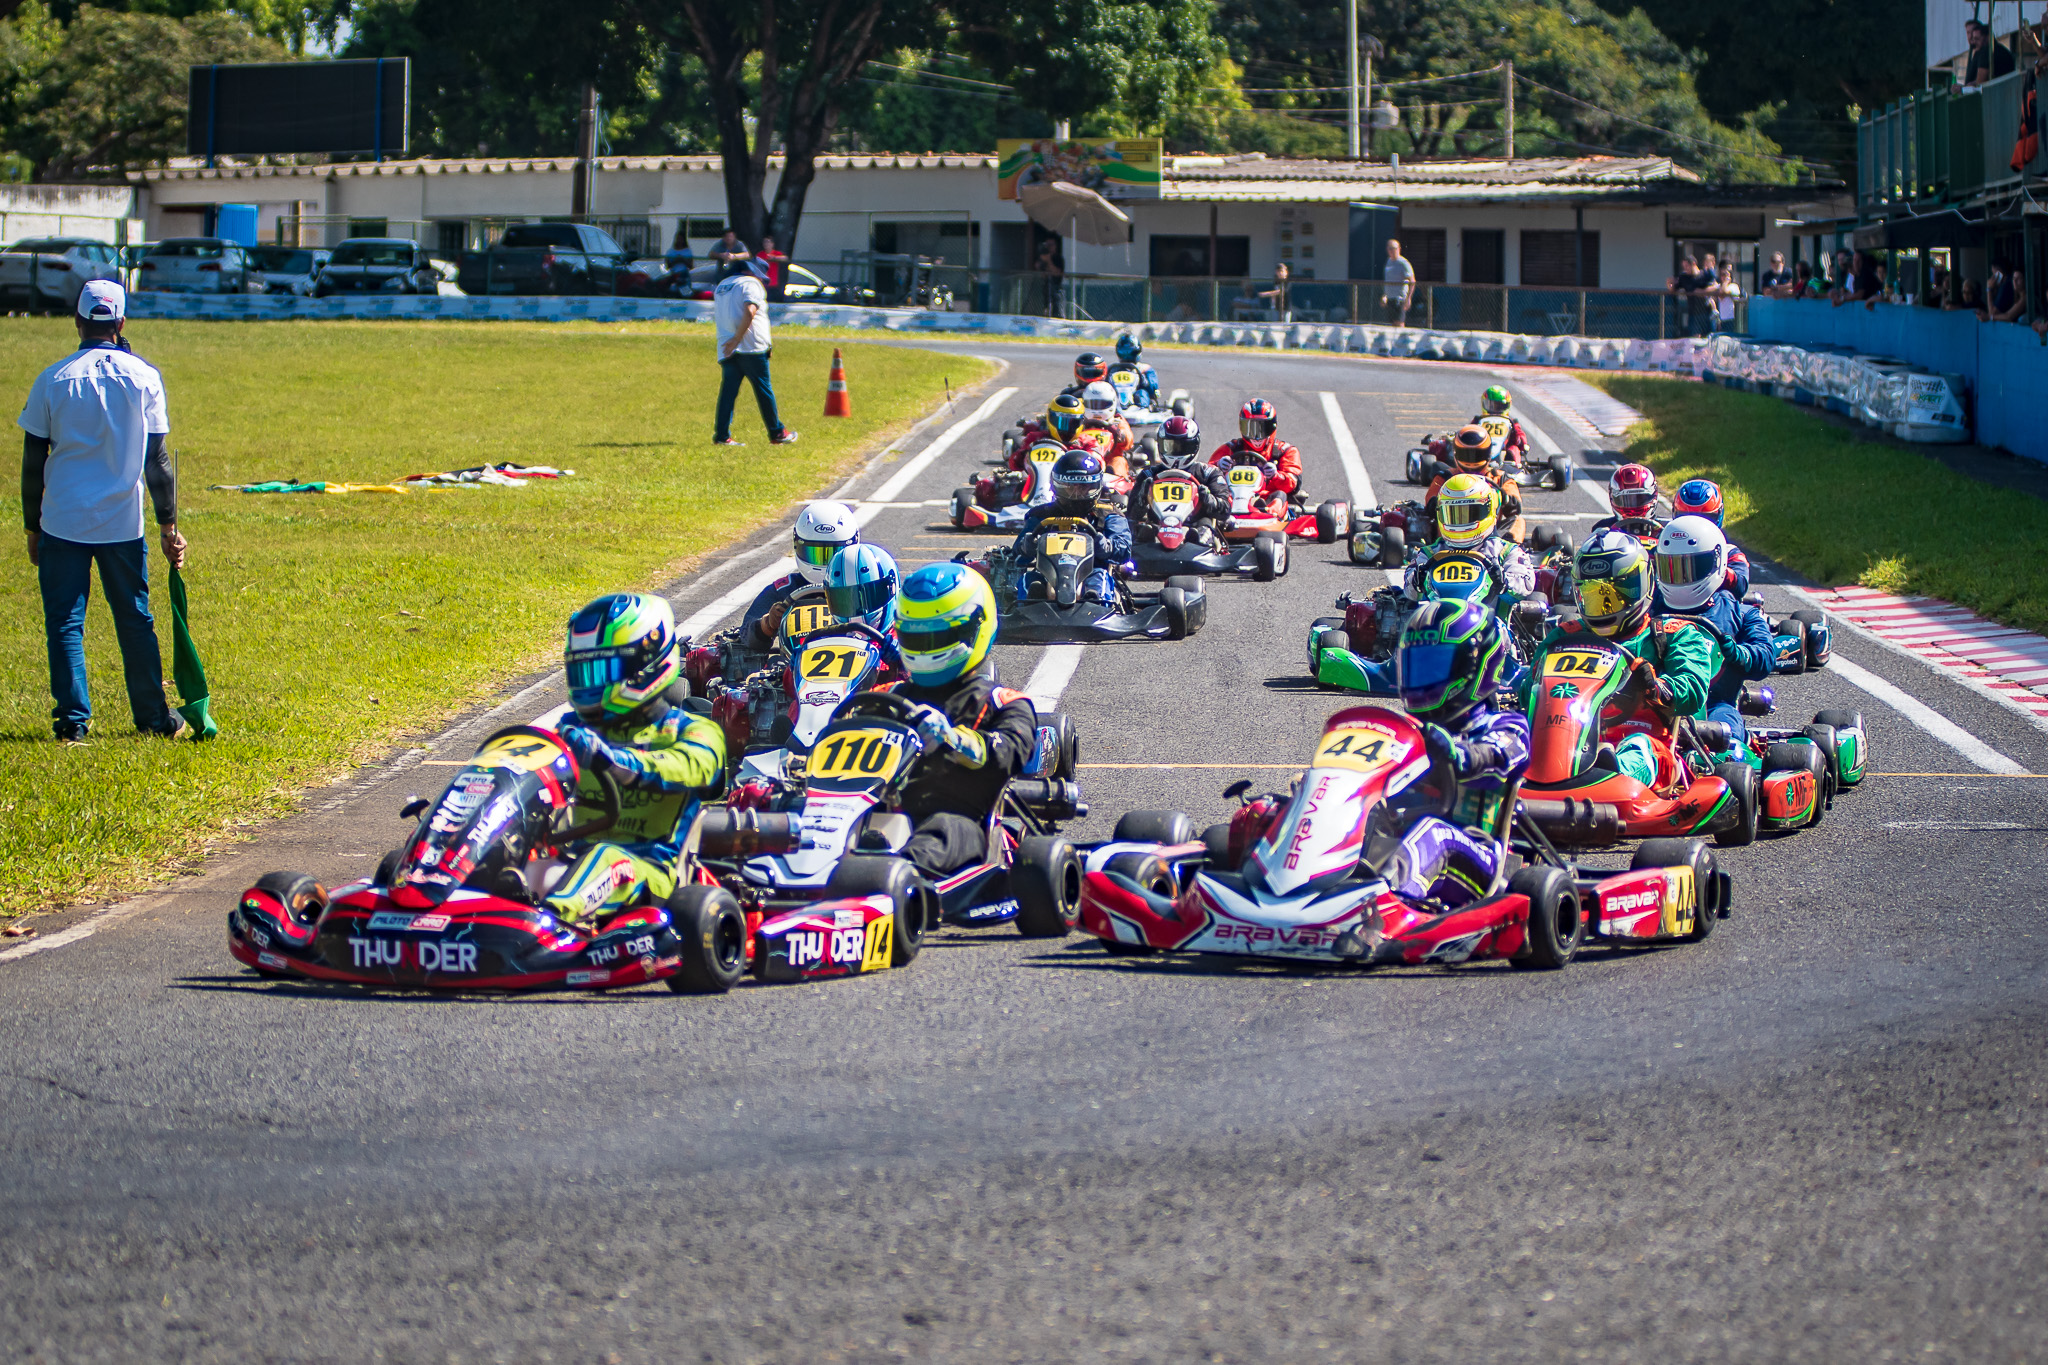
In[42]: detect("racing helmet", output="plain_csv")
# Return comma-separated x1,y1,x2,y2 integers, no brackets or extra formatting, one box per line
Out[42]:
1671,478,1725,527
1073,351,1108,385
1114,333,1143,364
1158,414,1202,462
793,501,859,586
896,562,996,686
824,543,901,634
1608,463,1659,519
1397,599,1511,727
1435,473,1501,548
1653,515,1729,613
1080,380,1119,422
1045,393,1085,441
1450,425,1493,471
1238,399,1278,452
1572,529,1655,638
1050,448,1106,507
564,592,680,720
1480,384,1513,417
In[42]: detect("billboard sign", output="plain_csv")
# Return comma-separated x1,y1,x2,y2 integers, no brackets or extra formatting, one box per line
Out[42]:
997,138,1162,200
188,58,410,158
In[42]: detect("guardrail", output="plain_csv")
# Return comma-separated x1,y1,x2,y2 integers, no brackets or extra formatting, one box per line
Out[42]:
1859,68,2047,213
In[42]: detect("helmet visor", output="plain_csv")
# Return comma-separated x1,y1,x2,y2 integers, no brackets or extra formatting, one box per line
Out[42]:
1240,415,1276,442
899,608,986,656
795,537,842,568
1481,393,1510,416
1076,362,1106,381
826,576,895,621
1656,548,1722,589
1578,575,1645,618
566,637,660,706
1440,500,1493,530
1610,489,1657,516
1397,642,1457,700
1049,411,1081,437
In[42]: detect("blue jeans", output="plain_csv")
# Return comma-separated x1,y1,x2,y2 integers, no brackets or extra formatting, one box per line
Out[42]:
715,351,783,442
38,535,174,735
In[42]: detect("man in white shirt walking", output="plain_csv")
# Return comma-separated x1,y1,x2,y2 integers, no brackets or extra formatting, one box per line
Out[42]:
713,259,796,447
20,280,186,741
1383,238,1416,327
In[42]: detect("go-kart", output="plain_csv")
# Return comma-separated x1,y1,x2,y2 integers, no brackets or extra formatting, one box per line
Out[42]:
720,690,1087,941
1754,597,1832,674
1403,422,1573,492
962,519,1207,643
1128,463,1288,581
228,723,913,994
1214,456,1350,545
953,436,1064,531
1073,705,1730,968
1305,547,1551,694
1714,683,1869,831
1346,499,1428,568
680,584,842,692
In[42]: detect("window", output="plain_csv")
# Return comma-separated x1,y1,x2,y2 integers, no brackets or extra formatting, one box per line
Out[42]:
1148,234,1250,277
502,223,582,249
683,216,725,240
580,226,625,256
1520,230,1600,287
346,217,389,240
250,247,313,272
1402,229,1447,282
1462,229,1505,285
332,241,416,266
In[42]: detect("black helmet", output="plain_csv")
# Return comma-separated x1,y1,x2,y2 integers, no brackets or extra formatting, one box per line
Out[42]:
1074,351,1108,384
1050,449,1105,506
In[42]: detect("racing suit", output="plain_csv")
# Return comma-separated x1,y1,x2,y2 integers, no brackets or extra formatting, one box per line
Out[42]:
740,571,816,646
1076,417,1134,480
1472,414,1530,467
1126,362,1161,408
1527,616,1720,791
1589,513,1665,546
1389,707,1531,908
881,670,1039,876
1658,587,1773,749
1424,466,1525,539
1209,438,1301,498
1723,542,1753,598
547,701,728,923
1014,499,1132,604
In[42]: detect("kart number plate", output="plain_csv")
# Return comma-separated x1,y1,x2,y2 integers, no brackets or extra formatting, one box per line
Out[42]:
1312,723,1400,774
1151,479,1194,508
808,726,907,782
800,640,877,681
1109,369,1139,387
473,733,568,772
1543,648,1612,679
1481,416,1511,442
1043,532,1090,559
781,602,834,641
1431,560,1482,585
1227,465,1264,488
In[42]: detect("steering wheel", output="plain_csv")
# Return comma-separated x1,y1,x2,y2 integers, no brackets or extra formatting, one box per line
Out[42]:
558,766,621,843
787,618,894,652
836,690,925,725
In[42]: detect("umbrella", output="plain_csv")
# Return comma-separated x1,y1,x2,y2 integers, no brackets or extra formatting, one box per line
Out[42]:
167,565,217,739
1018,181,1132,247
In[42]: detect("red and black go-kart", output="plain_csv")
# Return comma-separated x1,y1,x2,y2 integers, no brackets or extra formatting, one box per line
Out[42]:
1073,705,1730,970
229,725,921,994
1212,453,1350,546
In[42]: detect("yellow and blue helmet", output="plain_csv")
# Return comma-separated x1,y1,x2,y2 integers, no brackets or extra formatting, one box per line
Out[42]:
896,563,996,685
565,592,680,719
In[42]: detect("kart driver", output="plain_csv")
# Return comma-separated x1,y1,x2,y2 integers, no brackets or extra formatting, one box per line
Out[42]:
1058,351,1111,398
1525,530,1721,793
1014,449,1132,605
1113,333,1161,408
882,563,1039,876
824,542,908,677
1010,394,1086,469
1076,380,1135,480
548,592,729,923
1652,516,1773,748
1590,464,1663,542
1471,385,1530,469
1424,425,1525,541
1409,474,1536,604
1207,399,1302,518
740,500,859,645
1127,416,1231,538
1670,477,1751,597
1385,600,1531,909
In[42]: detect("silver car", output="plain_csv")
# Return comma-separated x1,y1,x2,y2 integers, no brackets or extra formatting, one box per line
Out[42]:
248,245,331,297
0,238,124,313
137,238,254,293
314,238,438,296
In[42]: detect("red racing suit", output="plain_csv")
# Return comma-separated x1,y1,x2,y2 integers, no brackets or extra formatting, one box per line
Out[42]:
1207,438,1302,517
1071,424,1133,487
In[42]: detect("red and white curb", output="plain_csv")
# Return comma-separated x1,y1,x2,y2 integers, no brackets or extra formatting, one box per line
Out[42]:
1807,586,2048,721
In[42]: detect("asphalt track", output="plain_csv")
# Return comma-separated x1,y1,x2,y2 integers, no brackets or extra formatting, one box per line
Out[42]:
6,343,2048,1364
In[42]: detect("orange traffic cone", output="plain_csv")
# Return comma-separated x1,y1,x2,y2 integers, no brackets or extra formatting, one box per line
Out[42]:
823,348,851,417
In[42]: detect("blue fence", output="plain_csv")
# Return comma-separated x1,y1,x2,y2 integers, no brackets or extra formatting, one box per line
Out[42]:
1748,297,2048,464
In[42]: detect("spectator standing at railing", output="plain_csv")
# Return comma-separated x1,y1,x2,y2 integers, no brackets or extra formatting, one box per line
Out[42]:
1261,261,1294,322
1918,262,1949,308
1791,260,1819,298
664,222,695,277
1963,18,2015,89
1980,263,2026,322
1033,238,1063,317
1381,241,1415,327
756,234,789,302
1666,253,1710,335
1759,252,1794,298
1711,263,1743,331
1947,277,1984,313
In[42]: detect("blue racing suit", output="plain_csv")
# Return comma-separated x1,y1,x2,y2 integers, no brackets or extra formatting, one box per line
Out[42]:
1389,707,1531,908
1127,362,1161,408
1657,587,1773,745
739,571,814,645
1724,543,1753,598
1014,501,1132,604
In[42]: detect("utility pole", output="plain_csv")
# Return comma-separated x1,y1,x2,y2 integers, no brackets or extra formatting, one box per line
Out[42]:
1363,47,1374,160
1502,60,1514,161
571,82,597,217
1346,0,1360,159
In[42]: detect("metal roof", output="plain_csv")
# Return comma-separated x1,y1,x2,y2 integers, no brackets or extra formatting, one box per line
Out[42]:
135,152,998,182
1158,153,1706,204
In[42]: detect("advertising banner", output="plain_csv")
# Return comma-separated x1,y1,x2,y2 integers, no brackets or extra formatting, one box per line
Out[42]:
996,139,1162,200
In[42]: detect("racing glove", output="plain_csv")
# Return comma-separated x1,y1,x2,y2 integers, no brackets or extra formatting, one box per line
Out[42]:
1421,722,1468,776
911,703,990,768
556,714,620,773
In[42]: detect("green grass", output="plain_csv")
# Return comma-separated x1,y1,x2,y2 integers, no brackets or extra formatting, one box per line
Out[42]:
0,319,987,913
1592,374,2048,635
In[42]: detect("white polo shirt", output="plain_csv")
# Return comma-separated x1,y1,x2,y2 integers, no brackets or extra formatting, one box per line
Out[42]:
18,343,169,544
714,273,772,355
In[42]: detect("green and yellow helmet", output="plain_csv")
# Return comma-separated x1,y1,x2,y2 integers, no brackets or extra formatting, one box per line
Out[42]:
564,592,681,720
896,562,997,686
1480,384,1512,417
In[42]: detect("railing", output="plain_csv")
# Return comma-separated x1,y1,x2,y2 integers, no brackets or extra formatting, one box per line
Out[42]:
1859,69,2045,214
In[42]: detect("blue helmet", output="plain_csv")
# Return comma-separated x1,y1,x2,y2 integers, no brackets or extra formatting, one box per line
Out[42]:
824,543,900,633
1672,479,1725,527
1115,333,1142,363
1396,599,1510,726
1050,448,1105,507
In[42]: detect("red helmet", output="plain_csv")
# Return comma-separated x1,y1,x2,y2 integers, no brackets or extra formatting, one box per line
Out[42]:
1238,399,1277,452
1073,352,1108,385
1608,463,1659,518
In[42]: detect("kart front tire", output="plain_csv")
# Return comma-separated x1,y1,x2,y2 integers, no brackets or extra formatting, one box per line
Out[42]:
1201,823,1235,869
1113,810,1196,845
1776,619,1809,675
1161,584,1195,640
950,487,976,528
665,885,748,993
1813,709,1867,787
1252,533,1283,582
1307,615,1347,672
1049,710,1080,781
1764,740,1828,828
1630,838,1720,941
1379,523,1406,568
1548,454,1574,490
825,856,931,966
373,849,405,889
254,871,329,927
1171,397,1193,418
1508,866,1582,969
1712,761,1760,848
1012,837,1082,938
1315,501,1347,544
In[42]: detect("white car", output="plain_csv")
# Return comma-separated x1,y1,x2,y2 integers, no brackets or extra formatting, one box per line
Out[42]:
248,245,331,297
136,238,258,293
0,238,124,314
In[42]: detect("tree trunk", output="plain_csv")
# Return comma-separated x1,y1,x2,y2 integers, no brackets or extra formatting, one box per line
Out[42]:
767,0,889,255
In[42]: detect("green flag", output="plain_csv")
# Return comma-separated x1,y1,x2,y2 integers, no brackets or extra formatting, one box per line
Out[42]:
166,564,217,739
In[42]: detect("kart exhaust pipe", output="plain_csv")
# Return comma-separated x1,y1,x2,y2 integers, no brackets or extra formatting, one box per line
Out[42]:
698,809,802,857
1520,798,1623,846
1011,778,1088,821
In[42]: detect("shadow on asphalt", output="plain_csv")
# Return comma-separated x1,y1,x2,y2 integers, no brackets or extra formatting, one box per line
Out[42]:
171,975,679,1005
1019,939,1674,980
1263,674,1326,692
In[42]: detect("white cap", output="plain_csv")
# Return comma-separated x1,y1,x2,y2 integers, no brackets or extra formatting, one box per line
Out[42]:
77,279,125,322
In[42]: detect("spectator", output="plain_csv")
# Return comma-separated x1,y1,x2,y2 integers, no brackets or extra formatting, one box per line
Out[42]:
1919,261,1950,307
1033,237,1064,317
664,222,695,275
1667,253,1700,331
1963,18,2015,88
712,264,796,448
1759,251,1794,297
1982,264,2026,322
1861,257,1887,309
1827,249,1859,305
1947,277,1984,313
1382,239,1415,326
1261,261,1293,322
756,233,789,301
1712,263,1743,331
1229,278,1263,318
1792,260,1816,298
710,229,751,280
19,280,186,743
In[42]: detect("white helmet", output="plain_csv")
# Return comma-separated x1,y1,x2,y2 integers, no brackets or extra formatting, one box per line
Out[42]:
793,500,859,585
1653,515,1729,612
1080,380,1119,420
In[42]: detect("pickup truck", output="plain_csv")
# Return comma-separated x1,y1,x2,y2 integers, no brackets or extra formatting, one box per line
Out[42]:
456,223,631,296
0,238,124,313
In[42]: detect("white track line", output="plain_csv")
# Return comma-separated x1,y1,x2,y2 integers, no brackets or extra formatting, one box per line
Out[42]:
1317,391,1375,508
856,386,1017,524
1505,387,1612,514
1821,654,2028,774
1023,645,1084,712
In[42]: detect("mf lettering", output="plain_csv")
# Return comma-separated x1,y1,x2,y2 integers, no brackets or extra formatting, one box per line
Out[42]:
349,937,478,972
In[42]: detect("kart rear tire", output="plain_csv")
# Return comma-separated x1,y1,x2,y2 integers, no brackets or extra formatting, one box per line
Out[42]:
1711,761,1760,847
1315,501,1347,544
825,856,931,966
1630,838,1719,941
950,487,976,528
1347,528,1380,565
1171,397,1193,418
665,885,748,993
373,849,405,889
1307,615,1347,671
1813,709,1867,787
1776,619,1809,675
1379,523,1406,568
1048,710,1081,781
1790,608,1829,667
1252,534,1282,582
253,871,329,927
1548,454,1574,490
1113,810,1196,845
1202,822,1234,868
1104,850,1177,900
1161,584,1196,640
1012,836,1082,938
1508,866,1582,969
1764,740,1828,828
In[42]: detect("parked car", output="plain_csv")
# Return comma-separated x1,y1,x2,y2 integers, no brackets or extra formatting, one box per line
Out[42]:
617,256,686,298
455,222,631,296
683,261,877,305
0,238,124,313
314,238,439,297
136,238,255,294
248,245,331,297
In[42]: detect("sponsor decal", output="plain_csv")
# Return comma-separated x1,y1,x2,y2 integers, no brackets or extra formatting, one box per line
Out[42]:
417,941,478,973
834,908,867,928
1549,682,1579,699
1604,888,1660,916
1421,930,1485,964
349,937,404,969
566,968,609,986
785,926,870,969
957,898,1020,922
367,911,456,933
248,928,271,948
1285,774,1334,869
413,914,450,932
802,690,841,706
1212,921,1339,949
257,950,287,970
367,912,416,931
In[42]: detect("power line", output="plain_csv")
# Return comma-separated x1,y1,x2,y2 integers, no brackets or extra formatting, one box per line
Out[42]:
1515,74,1807,167
864,61,1014,93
